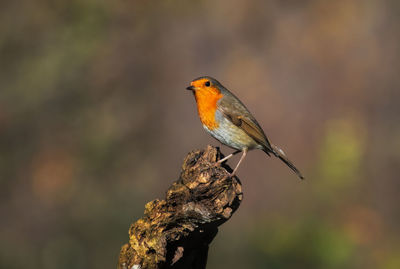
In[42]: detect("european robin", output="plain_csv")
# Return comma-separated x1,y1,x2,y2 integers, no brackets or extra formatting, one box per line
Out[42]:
186,76,304,179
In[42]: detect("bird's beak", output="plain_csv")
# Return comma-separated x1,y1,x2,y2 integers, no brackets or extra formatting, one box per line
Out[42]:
186,86,195,91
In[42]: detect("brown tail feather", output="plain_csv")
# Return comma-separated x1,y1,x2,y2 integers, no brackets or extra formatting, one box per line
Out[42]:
264,144,304,180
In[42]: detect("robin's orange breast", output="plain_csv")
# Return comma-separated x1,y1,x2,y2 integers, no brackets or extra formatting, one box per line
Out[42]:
194,87,223,130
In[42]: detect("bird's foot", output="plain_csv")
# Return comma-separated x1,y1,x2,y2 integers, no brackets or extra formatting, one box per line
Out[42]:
214,159,224,167
228,172,236,178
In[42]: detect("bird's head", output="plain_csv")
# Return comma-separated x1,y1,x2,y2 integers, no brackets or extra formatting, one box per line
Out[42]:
186,76,222,96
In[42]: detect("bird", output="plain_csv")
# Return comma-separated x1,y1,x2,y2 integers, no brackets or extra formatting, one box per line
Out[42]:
186,76,304,179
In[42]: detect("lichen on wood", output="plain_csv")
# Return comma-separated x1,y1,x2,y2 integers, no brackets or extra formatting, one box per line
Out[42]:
118,145,243,269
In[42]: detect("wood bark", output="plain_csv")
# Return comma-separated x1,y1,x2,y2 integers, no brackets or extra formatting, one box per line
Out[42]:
118,145,242,269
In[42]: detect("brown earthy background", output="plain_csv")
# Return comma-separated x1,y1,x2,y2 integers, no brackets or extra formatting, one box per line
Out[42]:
1,1,399,268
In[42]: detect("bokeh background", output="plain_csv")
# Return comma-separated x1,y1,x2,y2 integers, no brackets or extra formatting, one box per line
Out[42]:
1,0,400,268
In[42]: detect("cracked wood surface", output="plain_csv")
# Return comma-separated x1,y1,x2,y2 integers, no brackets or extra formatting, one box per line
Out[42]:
118,145,243,269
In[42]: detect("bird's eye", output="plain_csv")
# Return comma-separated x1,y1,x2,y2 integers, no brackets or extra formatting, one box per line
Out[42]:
205,81,211,87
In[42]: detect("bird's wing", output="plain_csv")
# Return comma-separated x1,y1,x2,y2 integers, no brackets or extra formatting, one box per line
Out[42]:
218,94,273,153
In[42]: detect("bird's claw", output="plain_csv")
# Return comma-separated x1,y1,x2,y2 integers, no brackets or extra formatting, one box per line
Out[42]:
214,159,225,166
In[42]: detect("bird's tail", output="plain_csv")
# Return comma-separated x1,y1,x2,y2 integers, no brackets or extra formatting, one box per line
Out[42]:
264,144,304,180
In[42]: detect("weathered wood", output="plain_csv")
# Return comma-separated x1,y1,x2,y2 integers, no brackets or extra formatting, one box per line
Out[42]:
118,145,243,269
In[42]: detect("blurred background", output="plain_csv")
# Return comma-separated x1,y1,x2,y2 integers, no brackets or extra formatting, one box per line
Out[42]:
1,0,399,268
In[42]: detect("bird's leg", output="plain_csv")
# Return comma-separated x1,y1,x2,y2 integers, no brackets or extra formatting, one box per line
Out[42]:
230,148,248,177
216,150,241,165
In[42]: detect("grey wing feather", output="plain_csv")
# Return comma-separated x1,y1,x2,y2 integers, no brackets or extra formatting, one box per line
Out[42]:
217,88,304,180
217,93,274,154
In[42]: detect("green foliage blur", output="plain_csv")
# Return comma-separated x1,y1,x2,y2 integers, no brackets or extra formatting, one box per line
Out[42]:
1,0,399,268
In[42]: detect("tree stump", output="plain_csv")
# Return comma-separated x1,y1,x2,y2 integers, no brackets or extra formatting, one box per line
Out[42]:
118,145,243,269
